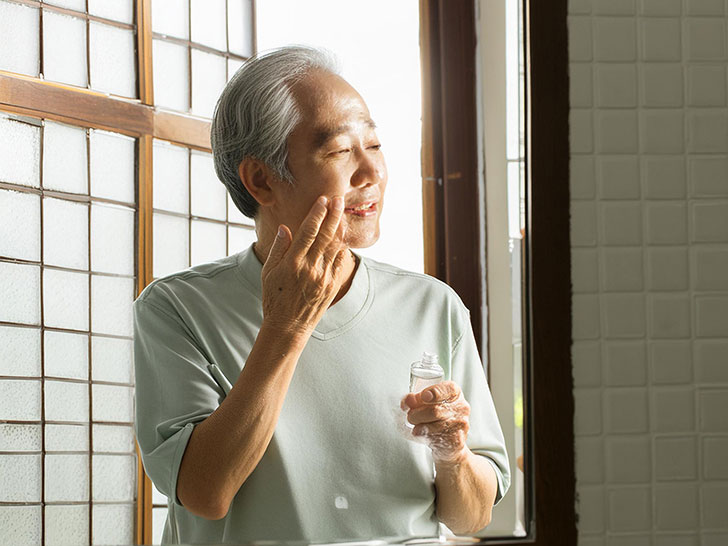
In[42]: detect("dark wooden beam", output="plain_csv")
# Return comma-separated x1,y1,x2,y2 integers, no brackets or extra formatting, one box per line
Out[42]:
525,0,576,543
419,0,482,351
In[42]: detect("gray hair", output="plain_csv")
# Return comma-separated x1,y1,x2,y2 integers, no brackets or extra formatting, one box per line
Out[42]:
211,46,340,219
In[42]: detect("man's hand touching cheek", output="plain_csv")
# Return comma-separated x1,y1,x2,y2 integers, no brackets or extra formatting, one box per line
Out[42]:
402,381,472,465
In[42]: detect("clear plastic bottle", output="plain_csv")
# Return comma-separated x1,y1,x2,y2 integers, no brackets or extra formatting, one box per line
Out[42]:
409,351,444,393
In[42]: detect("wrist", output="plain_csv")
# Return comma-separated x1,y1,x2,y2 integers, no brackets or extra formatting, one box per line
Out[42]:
433,446,472,470
259,318,312,351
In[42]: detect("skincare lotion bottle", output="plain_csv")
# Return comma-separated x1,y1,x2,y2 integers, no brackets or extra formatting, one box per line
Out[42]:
409,351,444,393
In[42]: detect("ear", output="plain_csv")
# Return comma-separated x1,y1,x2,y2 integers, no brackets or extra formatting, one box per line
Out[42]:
238,158,278,208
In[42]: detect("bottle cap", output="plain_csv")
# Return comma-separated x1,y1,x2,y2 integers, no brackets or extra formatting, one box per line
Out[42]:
421,351,439,366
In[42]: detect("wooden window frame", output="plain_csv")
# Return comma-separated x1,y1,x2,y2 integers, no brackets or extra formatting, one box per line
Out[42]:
420,1,575,544
0,0,257,543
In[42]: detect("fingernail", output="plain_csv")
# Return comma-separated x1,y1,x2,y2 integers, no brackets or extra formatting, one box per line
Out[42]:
422,390,434,403
333,196,344,210
277,225,286,238
318,196,328,207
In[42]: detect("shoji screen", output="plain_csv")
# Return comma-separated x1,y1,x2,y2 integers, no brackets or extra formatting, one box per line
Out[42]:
0,0,137,98
151,0,254,117
1,0,256,543
0,114,137,545
152,140,256,280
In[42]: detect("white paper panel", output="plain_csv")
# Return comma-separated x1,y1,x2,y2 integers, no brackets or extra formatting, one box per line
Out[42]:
190,0,227,51
92,504,134,546
191,219,226,266
92,384,134,422
43,197,89,270
153,213,189,278
44,330,88,380
152,507,167,544
0,326,40,377
89,129,135,203
45,424,89,452
0,505,41,546
0,424,41,452
227,0,253,57
91,203,135,275
91,275,134,336
46,505,89,546
42,121,88,194
92,454,135,501
0,262,40,325
89,22,136,97
88,0,133,24
153,139,189,213
227,193,253,225
191,48,227,118
227,57,244,83
45,380,88,422
191,151,226,220
0,454,41,502
45,454,89,502
0,2,39,77
0,380,41,421
152,0,189,39
0,115,40,188
152,483,167,505
152,39,190,112
93,424,134,453
92,336,134,384
43,269,89,331
44,0,86,10
0,189,40,261
42,10,87,88
228,225,256,256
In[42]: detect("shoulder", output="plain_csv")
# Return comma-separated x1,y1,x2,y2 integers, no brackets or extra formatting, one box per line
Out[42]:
361,255,469,313
135,254,241,310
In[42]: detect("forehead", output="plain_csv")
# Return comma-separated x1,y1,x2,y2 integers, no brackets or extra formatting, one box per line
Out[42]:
291,71,373,135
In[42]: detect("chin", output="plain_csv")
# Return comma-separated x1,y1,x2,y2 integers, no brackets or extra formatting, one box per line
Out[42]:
344,229,380,249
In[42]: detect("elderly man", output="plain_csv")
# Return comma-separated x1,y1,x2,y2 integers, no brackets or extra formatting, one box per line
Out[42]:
134,46,509,544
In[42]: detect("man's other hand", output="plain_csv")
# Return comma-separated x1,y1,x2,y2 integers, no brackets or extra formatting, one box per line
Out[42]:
401,381,471,465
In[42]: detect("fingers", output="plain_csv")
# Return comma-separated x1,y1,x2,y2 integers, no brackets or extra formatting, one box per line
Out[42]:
262,224,291,273
310,197,345,260
407,402,459,425
407,396,470,425
402,381,461,410
420,381,461,405
289,196,330,256
412,419,469,439
401,393,418,410
322,216,347,267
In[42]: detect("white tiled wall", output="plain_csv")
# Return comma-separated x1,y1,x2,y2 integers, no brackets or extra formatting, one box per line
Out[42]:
569,0,728,544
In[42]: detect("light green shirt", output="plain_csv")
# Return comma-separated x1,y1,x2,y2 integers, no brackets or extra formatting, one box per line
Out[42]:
133,245,510,544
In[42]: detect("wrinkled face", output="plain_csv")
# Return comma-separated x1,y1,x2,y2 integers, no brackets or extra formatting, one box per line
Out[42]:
273,70,388,249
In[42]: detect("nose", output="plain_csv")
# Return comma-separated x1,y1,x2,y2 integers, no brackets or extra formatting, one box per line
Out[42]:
350,148,386,188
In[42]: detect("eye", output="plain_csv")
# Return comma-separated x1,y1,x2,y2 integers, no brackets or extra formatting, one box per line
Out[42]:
334,148,351,155
368,144,382,151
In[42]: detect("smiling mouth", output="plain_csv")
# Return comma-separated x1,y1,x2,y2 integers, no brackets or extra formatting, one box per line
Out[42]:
344,201,378,216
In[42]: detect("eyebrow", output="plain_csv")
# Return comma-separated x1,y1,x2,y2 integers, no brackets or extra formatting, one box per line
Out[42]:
312,118,377,149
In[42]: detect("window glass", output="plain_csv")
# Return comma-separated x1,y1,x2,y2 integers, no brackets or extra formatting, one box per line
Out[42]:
255,0,424,272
